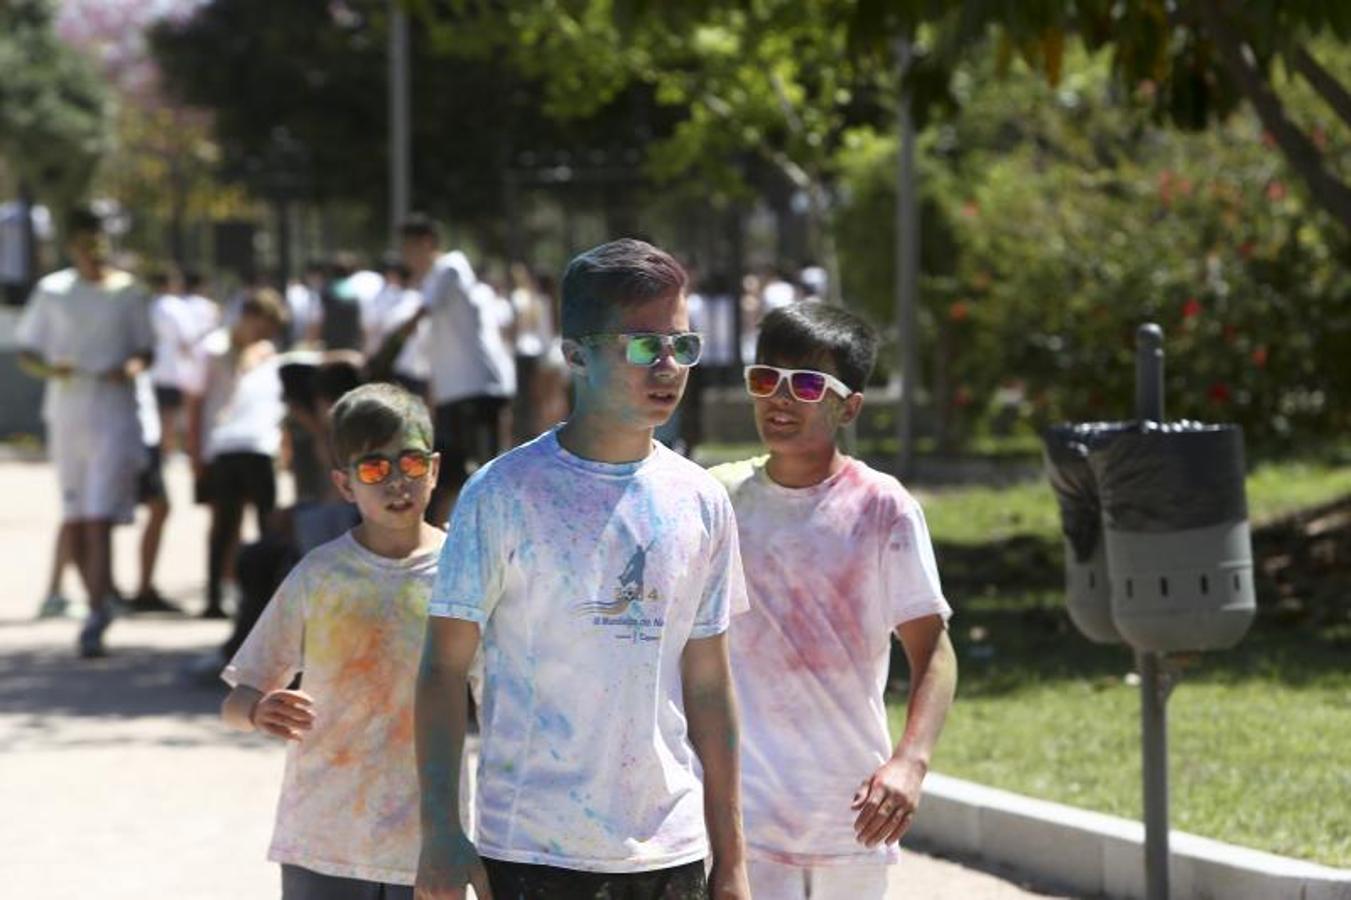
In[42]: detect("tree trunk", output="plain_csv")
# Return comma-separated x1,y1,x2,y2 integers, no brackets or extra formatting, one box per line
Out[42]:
1289,46,1351,130
1193,0,1351,231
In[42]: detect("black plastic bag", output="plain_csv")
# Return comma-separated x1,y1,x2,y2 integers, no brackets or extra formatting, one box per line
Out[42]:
1043,422,1133,562
1090,422,1247,532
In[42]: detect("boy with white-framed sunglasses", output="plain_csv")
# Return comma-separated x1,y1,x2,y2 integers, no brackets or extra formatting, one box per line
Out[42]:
711,301,958,900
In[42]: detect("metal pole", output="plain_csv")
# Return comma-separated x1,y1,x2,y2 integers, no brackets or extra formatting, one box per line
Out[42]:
894,34,919,480
389,0,411,239
1135,322,1169,900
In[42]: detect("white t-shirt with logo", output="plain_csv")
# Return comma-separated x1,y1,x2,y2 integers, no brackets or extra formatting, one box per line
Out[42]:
430,428,749,873
223,530,445,885
420,251,515,404
711,456,951,867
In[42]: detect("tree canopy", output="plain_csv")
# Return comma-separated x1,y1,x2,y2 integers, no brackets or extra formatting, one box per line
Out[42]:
148,0,685,246
0,0,109,208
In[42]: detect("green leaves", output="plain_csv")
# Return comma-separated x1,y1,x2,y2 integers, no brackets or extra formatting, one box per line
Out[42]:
0,0,108,203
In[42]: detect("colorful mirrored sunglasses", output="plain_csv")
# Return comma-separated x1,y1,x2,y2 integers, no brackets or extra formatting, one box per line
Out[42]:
351,449,433,485
744,364,853,403
582,331,703,367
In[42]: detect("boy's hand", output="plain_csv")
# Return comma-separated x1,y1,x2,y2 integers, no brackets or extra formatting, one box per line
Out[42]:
708,858,751,899
851,757,925,847
250,689,316,741
414,831,492,899
101,357,146,383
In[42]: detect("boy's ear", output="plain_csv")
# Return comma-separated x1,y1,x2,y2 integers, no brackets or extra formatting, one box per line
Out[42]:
427,451,441,486
560,339,588,372
331,467,356,503
838,392,865,427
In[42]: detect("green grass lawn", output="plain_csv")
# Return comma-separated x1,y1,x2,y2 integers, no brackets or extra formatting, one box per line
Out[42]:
919,452,1351,546
889,452,1351,867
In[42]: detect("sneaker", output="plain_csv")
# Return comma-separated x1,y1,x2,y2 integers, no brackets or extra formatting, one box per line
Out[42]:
77,606,114,659
36,593,70,619
40,594,90,620
126,589,182,615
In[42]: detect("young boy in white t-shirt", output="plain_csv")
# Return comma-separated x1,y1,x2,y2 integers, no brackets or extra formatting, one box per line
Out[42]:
221,383,447,898
415,238,752,900
711,302,958,900
16,207,154,657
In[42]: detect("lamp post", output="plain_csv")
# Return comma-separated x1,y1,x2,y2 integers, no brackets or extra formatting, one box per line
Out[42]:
389,0,411,239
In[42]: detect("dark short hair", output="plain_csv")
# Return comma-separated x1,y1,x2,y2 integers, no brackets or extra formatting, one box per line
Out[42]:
756,302,879,392
398,213,442,244
380,253,411,281
65,206,104,237
560,238,688,338
182,269,204,292
329,382,434,465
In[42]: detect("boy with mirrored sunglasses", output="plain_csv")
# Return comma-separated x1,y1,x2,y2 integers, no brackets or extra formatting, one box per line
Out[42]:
415,238,751,900
711,302,958,900
220,383,452,899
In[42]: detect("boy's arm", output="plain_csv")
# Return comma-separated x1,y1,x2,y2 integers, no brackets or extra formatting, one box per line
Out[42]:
414,617,492,900
853,614,958,847
17,350,72,380
103,349,152,382
185,389,205,476
681,633,750,900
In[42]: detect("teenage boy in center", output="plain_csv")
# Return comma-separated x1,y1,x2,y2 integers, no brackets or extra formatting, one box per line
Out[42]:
414,238,752,900
711,303,958,900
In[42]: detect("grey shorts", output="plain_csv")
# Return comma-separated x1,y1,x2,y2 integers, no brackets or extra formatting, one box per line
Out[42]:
280,864,413,900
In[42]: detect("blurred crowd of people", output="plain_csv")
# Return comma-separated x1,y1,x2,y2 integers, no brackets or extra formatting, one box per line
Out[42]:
19,206,833,659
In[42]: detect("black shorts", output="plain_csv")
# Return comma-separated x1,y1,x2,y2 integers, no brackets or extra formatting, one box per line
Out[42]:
433,395,509,491
136,445,166,503
483,857,707,900
153,384,184,411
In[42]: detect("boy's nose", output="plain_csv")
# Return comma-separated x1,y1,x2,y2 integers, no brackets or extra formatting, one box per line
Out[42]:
651,349,681,377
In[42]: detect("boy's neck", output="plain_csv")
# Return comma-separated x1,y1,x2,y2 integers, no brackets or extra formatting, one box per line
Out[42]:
352,520,433,560
557,412,654,465
75,262,106,283
765,445,849,489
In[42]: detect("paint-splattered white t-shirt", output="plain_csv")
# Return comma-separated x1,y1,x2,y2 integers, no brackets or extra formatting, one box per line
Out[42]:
711,456,951,867
223,530,444,885
430,428,749,873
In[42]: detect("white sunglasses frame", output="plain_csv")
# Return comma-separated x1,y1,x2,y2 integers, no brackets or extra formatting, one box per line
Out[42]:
743,364,854,403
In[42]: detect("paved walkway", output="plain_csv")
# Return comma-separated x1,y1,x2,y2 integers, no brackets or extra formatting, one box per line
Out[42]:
0,456,1076,899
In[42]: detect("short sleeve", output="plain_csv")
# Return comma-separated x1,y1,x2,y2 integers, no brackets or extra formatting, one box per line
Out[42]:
690,491,750,639
881,497,952,628
429,469,510,623
14,286,52,355
221,562,309,690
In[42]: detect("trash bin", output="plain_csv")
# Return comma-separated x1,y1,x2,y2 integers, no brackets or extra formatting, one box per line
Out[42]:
1043,422,1133,644
1090,422,1256,653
